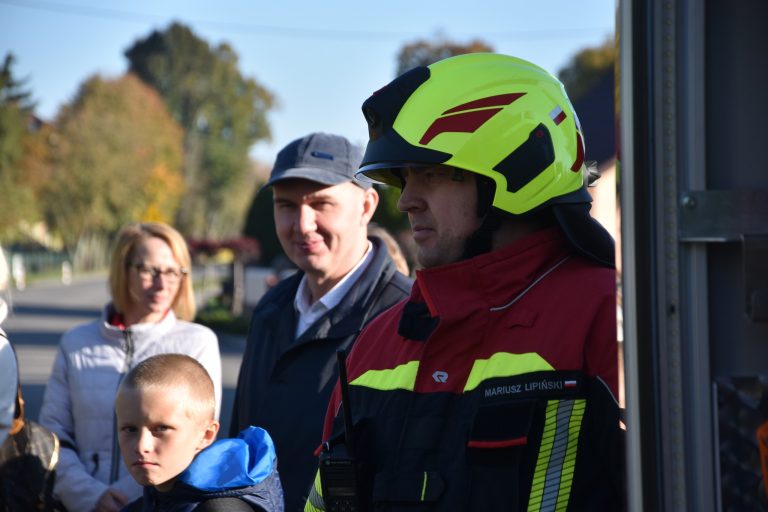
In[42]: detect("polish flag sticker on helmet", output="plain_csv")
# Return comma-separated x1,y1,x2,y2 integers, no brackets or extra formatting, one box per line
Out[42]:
549,105,567,125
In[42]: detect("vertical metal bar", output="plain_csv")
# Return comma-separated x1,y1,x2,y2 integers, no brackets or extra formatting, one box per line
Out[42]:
677,0,717,509
654,0,688,510
619,0,659,509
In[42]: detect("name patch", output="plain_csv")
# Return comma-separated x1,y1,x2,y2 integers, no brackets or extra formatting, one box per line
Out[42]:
482,373,581,400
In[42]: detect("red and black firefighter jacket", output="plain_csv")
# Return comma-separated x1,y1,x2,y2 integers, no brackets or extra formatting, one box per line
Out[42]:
306,227,624,511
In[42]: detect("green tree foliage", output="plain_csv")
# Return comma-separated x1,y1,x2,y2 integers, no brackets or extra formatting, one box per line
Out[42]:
395,35,494,76
371,186,409,233
0,53,39,242
125,22,276,238
242,185,281,266
557,37,616,102
44,73,184,256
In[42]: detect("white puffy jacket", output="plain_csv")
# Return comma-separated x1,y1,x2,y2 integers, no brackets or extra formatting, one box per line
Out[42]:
38,306,221,512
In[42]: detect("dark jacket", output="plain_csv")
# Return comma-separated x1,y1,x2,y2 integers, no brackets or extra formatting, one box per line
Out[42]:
230,237,411,512
122,427,283,512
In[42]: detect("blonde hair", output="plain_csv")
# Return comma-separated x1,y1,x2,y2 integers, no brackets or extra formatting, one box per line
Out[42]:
109,222,196,321
119,353,215,421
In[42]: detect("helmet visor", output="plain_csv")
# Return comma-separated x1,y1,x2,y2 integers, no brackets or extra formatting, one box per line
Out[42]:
356,162,454,188
355,162,403,187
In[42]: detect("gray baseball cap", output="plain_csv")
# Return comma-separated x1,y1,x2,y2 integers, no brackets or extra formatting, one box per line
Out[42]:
264,132,370,189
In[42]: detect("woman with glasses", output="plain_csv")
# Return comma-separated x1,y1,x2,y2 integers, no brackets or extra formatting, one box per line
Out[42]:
39,222,222,512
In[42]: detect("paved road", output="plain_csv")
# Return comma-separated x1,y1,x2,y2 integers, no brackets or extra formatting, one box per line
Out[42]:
3,273,247,436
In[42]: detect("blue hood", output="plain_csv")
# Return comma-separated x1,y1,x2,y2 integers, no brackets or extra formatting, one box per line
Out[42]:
179,426,277,491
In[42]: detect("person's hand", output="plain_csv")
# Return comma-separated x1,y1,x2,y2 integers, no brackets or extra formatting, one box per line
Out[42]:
93,488,129,512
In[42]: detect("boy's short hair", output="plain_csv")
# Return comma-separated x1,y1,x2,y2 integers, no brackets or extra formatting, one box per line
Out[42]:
120,354,215,421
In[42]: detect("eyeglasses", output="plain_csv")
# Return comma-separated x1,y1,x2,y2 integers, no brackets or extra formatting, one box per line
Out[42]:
132,263,188,284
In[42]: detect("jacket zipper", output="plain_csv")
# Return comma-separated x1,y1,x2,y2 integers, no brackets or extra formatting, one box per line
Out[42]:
109,328,134,483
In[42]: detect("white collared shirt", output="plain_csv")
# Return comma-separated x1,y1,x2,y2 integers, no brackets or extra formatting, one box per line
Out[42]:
294,241,374,339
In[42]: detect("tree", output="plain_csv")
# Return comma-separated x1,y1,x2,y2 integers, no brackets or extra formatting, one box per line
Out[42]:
125,22,276,238
557,37,617,167
0,53,39,242
395,35,494,76
557,37,616,103
44,73,184,262
371,186,410,233
242,185,281,266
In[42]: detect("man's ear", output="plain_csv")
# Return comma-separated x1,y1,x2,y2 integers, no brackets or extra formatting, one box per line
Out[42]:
361,187,379,224
197,420,220,452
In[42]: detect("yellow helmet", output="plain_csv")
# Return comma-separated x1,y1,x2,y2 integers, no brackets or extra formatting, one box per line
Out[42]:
358,52,592,214
357,53,614,266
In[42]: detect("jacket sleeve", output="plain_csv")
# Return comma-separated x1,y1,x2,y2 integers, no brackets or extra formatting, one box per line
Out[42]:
38,345,108,512
229,323,257,437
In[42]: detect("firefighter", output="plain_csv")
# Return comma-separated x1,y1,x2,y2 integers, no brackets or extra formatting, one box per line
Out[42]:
307,53,624,511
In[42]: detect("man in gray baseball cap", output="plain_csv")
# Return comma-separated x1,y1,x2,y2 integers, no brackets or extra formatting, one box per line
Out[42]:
231,132,412,511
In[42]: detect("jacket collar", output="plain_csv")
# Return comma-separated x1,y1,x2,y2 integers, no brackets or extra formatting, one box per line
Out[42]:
412,227,573,321
98,304,178,345
298,236,396,341
262,237,399,354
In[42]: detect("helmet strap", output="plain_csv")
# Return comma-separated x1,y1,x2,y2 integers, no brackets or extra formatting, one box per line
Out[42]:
461,175,500,259
461,211,502,260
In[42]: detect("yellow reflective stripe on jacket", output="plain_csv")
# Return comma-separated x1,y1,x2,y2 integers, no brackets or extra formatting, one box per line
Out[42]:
463,352,554,392
527,398,586,512
350,360,420,391
556,399,585,510
305,470,325,511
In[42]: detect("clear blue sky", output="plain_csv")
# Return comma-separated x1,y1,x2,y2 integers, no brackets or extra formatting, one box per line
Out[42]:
1,0,616,164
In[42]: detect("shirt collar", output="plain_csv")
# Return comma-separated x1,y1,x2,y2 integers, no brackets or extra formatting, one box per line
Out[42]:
294,240,374,331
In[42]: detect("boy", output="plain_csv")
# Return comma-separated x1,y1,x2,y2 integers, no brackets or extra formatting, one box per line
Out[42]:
116,354,284,511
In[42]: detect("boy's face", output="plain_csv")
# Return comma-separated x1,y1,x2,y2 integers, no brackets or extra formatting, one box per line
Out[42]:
115,385,218,492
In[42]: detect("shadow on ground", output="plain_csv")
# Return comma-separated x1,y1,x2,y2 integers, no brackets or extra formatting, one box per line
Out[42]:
13,305,102,318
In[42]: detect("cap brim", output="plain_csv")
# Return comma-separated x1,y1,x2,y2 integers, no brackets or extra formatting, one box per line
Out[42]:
265,166,371,189
552,203,616,268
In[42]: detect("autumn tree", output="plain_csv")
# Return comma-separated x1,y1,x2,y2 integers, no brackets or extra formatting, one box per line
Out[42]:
125,22,276,238
0,53,40,242
44,73,184,262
